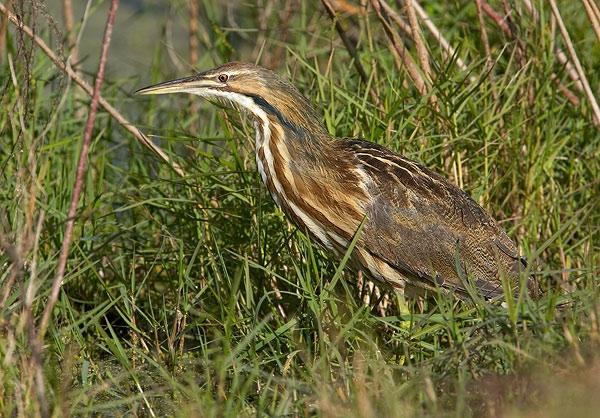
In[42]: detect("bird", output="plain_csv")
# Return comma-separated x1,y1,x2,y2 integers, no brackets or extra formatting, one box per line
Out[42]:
137,61,533,300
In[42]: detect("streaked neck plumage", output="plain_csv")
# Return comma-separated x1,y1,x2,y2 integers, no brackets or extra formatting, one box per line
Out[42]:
239,83,329,210
145,62,366,253
199,69,331,199
206,69,358,252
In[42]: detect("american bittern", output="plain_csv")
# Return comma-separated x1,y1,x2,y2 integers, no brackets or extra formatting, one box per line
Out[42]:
137,62,532,299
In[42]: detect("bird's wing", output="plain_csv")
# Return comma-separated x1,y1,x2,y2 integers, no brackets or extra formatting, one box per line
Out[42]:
342,139,524,297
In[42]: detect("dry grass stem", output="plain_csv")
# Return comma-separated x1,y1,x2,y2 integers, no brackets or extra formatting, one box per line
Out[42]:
379,0,472,82
482,0,581,109
330,0,362,15
591,0,600,23
0,2,186,177
321,0,383,109
188,0,199,65
62,0,76,64
582,0,600,45
475,0,493,72
551,73,581,106
409,0,472,76
548,0,600,128
404,0,432,82
380,0,411,34
371,0,427,96
0,230,22,309
480,0,512,35
39,0,120,341
0,8,6,61
521,0,585,94
265,0,294,67
187,0,200,133
165,12,187,73
321,0,368,83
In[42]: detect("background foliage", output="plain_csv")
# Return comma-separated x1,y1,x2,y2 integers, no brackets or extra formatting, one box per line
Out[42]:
0,0,599,416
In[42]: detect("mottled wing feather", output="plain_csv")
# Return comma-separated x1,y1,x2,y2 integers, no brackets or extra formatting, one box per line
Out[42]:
342,139,523,297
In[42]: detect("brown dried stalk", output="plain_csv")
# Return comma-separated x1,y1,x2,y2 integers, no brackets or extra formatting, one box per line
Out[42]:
551,73,581,106
474,0,509,143
38,0,120,340
521,0,585,94
1,213,48,415
0,231,22,309
587,0,600,24
321,0,384,109
266,0,294,68
548,0,600,127
481,0,581,108
0,8,6,61
0,3,185,177
320,0,369,84
404,0,472,76
330,0,362,15
481,0,528,68
475,0,493,71
404,0,432,82
187,0,200,133
62,0,76,63
380,0,472,84
62,0,74,34
371,0,427,96
503,0,535,105
188,0,199,65
382,0,411,33
582,0,600,45
27,211,48,417
480,0,512,36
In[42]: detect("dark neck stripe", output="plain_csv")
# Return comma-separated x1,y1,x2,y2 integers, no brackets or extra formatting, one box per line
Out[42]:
247,94,304,138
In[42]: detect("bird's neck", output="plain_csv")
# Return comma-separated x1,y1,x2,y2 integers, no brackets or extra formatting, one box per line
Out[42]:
253,115,330,193
252,115,367,253
249,97,332,176
253,114,337,235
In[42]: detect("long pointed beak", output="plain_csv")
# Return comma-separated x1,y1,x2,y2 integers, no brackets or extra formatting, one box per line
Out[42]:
135,74,216,96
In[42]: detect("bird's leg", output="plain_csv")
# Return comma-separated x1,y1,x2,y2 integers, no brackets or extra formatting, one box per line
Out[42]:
357,270,393,316
270,274,287,320
416,296,425,313
357,270,371,305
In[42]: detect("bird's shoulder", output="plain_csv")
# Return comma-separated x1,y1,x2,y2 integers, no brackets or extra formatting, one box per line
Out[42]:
336,138,497,229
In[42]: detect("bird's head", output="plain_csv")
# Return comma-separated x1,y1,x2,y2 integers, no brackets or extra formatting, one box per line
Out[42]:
136,62,327,137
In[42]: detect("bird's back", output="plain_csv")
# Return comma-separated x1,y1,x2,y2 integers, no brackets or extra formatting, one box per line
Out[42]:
337,139,527,298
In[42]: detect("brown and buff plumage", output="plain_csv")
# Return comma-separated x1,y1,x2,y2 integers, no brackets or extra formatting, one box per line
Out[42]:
137,62,534,300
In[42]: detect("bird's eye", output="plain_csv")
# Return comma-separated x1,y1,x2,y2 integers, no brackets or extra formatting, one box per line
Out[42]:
218,74,228,83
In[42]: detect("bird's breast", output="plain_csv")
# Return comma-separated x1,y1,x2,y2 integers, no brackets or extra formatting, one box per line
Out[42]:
254,121,369,252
